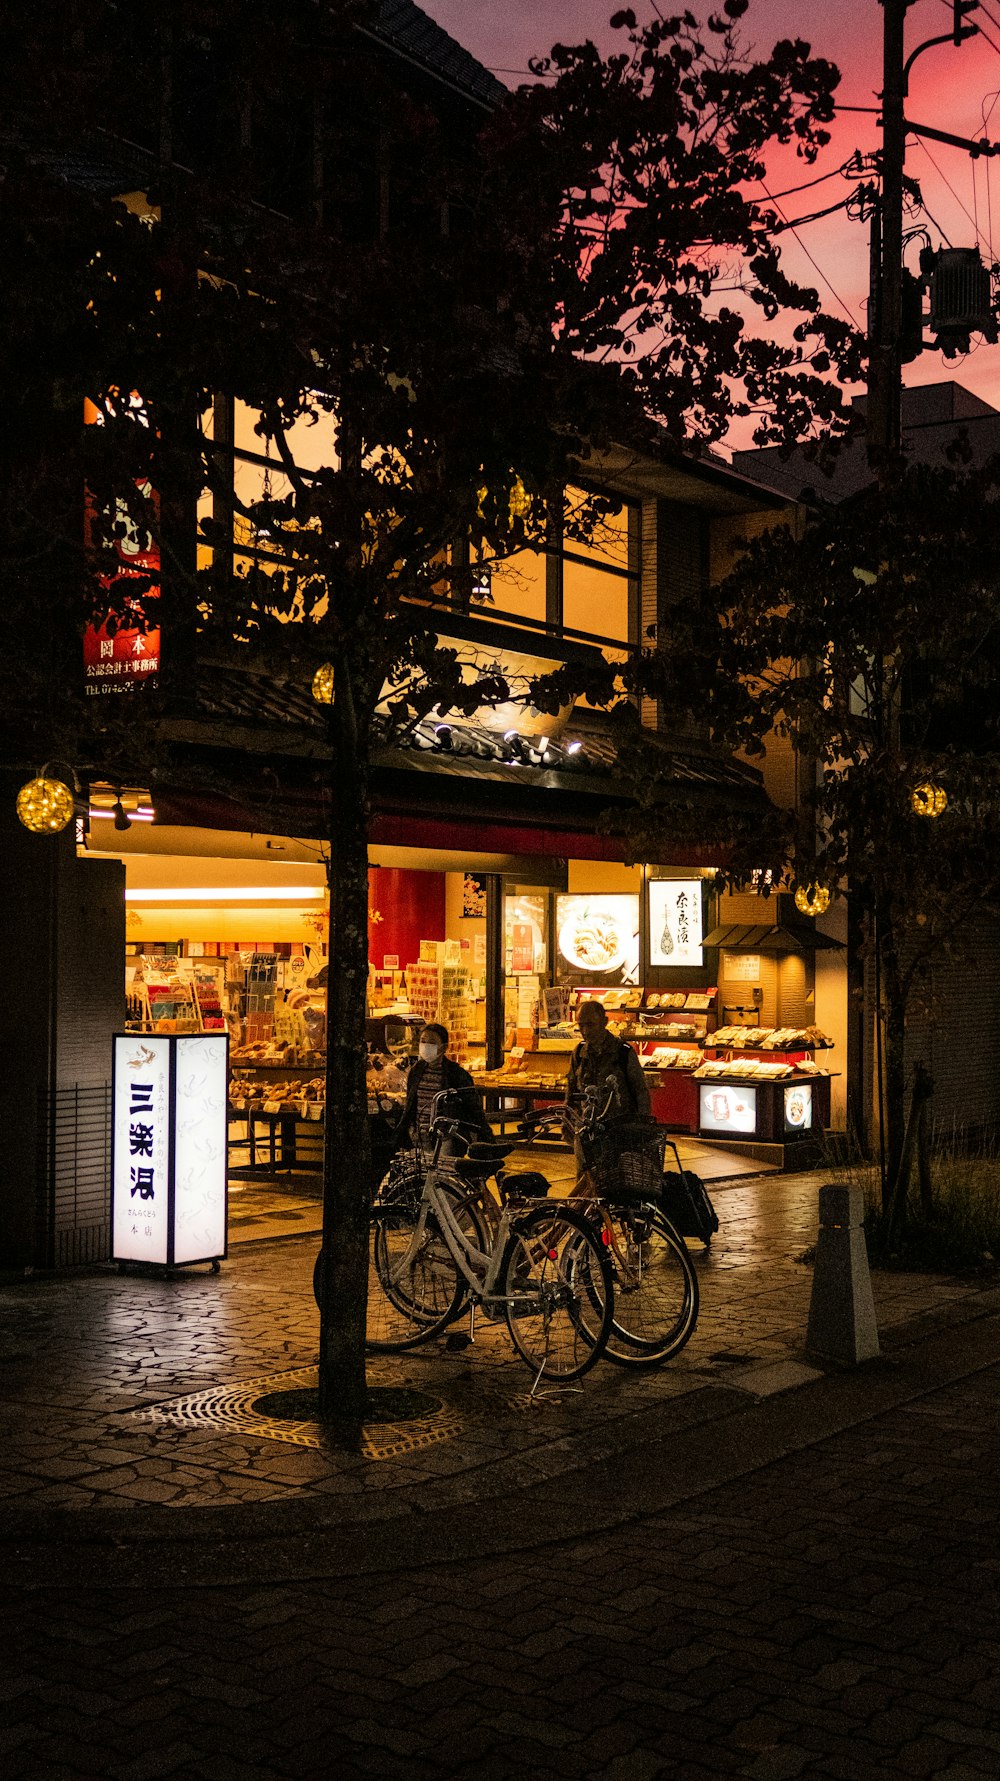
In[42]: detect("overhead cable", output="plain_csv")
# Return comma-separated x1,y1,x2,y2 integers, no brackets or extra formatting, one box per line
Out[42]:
757,181,861,325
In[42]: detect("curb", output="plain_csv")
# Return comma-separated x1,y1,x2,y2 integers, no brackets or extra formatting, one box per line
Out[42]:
3,1304,999,1594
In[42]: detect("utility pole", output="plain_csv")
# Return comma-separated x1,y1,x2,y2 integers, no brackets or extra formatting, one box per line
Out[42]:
867,0,907,477
866,0,983,472
854,0,983,1168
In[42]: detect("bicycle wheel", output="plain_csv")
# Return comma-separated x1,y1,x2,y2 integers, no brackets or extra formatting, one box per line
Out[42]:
499,1203,614,1383
367,1187,487,1351
596,1202,699,1366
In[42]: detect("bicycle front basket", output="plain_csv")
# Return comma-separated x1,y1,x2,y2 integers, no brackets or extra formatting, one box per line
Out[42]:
580,1118,666,1199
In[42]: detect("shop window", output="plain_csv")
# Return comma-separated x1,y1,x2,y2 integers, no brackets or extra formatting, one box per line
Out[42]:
563,487,631,573
482,547,548,627
562,557,630,645
231,400,337,568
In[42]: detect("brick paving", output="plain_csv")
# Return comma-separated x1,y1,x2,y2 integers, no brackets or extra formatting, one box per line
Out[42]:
0,1171,987,1515
1,1168,998,1777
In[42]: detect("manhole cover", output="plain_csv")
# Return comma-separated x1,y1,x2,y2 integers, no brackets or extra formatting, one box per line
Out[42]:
253,1385,441,1424
132,1366,463,1460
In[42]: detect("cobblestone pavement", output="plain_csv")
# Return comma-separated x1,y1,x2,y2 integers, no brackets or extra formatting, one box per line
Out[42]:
2,1168,1000,1777
1,1345,998,1778
0,1171,990,1516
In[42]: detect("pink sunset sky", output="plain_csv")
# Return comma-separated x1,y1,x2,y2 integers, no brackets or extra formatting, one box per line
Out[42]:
422,0,1000,427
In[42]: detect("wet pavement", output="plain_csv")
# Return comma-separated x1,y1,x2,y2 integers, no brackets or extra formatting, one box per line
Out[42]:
2,1167,998,1778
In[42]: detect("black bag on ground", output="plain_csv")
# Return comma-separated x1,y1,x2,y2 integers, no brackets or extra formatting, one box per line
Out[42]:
659,1168,719,1246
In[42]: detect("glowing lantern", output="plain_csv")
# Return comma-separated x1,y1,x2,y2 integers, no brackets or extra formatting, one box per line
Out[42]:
16,774,75,834
911,782,947,818
794,883,831,918
312,663,335,704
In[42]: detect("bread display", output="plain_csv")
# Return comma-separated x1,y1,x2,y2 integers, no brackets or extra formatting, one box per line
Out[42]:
706,1025,834,1051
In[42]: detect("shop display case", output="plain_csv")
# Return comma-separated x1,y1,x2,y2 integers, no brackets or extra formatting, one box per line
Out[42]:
693,1026,837,1142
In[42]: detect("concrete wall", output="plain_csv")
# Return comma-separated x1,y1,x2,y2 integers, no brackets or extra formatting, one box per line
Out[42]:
0,786,125,1268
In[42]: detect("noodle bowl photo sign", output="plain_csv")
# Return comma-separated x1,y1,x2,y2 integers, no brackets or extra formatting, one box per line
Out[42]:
555,895,639,983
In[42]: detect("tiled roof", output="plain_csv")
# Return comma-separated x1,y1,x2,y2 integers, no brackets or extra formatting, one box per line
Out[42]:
367,1,507,107
189,665,767,804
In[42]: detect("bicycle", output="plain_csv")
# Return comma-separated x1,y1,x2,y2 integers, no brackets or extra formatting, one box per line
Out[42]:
366,1092,615,1389
521,1094,700,1369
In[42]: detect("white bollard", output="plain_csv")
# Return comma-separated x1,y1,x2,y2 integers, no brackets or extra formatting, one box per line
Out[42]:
806,1184,880,1365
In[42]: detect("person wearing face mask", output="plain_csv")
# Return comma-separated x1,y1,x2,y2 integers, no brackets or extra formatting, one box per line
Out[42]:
398,1023,492,1158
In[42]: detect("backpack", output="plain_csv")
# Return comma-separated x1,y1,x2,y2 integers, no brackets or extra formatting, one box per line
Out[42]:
659,1168,719,1247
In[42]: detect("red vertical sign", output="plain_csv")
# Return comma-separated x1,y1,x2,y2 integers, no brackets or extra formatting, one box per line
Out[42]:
83,396,161,694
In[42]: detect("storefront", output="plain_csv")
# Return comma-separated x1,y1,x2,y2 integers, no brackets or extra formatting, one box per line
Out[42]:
90,768,845,1181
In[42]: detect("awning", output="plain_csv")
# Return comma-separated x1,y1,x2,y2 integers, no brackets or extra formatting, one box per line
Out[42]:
704,922,846,955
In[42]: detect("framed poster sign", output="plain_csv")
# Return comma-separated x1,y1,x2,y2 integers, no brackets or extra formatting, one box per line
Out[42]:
648,880,704,969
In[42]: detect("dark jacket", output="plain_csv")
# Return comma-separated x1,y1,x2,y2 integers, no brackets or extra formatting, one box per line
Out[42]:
565,1034,651,1122
396,1055,491,1146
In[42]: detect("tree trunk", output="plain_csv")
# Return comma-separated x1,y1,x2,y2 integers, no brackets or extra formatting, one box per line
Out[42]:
317,663,373,1441
879,906,907,1214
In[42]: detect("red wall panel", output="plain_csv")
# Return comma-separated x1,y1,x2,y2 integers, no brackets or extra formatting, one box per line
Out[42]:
368,867,446,970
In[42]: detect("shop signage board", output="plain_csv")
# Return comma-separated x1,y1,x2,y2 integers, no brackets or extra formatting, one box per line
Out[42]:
699,1082,757,1136
511,923,534,974
111,1033,229,1267
783,1082,813,1134
555,894,640,983
649,881,704,969
83,395,161,695
723,951,761,982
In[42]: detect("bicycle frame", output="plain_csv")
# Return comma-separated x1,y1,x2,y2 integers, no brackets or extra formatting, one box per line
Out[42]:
380,1137,520,1311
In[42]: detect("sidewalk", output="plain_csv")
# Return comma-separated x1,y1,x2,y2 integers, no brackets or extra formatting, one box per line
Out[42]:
3,1169,1000,1780
0,1168,994,1532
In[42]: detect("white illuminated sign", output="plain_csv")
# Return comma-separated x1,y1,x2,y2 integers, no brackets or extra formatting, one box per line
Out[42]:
112,1033,228,1266
112,1036,171,1264
173,1036,229,1263
784,1082,814,1133
556,894,639,978
699,1082,757,1136
649,881,703,969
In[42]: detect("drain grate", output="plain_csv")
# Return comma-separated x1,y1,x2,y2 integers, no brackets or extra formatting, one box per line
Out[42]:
131,1365,465,1460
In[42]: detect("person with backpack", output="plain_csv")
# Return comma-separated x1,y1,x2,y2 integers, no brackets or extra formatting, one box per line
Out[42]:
564,1001,650,1180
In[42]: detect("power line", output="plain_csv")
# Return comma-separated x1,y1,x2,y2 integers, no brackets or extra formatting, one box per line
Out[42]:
915,134,995,258
757,181,861,325
917,194,955,247
753,163,850,203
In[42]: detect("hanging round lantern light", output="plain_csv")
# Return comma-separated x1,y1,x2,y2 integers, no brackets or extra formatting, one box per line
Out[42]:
794,882,831,918
911,781,947,818
311,663,334,705
16,773,75,834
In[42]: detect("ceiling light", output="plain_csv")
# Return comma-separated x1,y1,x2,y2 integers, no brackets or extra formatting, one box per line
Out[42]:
125,885,326,902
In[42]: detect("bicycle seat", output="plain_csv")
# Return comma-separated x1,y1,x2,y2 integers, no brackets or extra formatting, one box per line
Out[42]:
453,1141,515,1180
499,1170,550,1200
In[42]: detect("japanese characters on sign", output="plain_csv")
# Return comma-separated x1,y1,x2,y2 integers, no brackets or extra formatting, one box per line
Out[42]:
112,1036,170,1264
83,396,161,695
648,881,704,970
111,1034,228,1266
